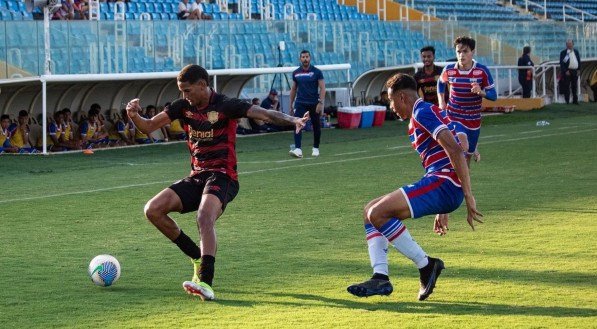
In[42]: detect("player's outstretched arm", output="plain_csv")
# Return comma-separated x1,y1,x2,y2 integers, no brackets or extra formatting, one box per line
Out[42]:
126,98,171,135
247,106,309,134
436,129,483,230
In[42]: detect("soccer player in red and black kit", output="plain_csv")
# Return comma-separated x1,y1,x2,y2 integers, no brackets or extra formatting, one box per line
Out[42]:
126,64,309,301
414,46,443,106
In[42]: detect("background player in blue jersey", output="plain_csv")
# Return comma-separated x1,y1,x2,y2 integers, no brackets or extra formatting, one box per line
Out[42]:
289,50,325,158
126,65,308,301
435,36,496,235
347,73,482,301
438,36,497,165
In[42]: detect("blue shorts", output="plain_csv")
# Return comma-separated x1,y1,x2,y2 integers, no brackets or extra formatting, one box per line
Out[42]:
400,170,464,219
449,121,480,154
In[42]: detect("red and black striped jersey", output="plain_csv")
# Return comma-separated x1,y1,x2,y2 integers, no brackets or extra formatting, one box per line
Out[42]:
165,90,252,181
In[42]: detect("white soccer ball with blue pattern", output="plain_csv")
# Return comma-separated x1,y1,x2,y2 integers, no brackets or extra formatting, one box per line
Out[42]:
88,255,121,287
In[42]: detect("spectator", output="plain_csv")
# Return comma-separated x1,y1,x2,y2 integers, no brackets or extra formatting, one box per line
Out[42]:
559,39,581,105
146,105,169,142
80,107,108,149
61,108,78,147
289,50,325,158
8,110,37,153
261,89,280,111
53,0,75,20
109,109,136,146
47,111,70,151
517,46,534,98
163,102,187,140
374,91,396,121
0,114,17,153
177,0,192,20
73,0,89,20
133,106,152,144
190,0,212,20
414,46,443,106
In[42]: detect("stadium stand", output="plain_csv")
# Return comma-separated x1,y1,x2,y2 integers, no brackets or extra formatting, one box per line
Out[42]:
393,0,535,21
517,0,597,22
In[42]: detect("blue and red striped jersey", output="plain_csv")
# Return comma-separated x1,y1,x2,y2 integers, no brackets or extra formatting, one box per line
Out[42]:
438,61,495,130
408,99,458,175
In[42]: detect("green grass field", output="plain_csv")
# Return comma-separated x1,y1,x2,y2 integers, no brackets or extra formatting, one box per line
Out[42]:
1,104,596,328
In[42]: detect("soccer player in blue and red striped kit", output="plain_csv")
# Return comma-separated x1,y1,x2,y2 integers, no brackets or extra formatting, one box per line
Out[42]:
347,73,482,301
434,36,496,236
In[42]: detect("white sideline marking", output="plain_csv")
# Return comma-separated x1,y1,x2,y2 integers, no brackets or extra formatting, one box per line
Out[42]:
520,130,543,134
332,151,368,156
1,127,596,204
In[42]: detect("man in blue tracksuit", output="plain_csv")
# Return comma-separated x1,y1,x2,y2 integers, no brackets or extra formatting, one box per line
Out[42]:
289,50,325,158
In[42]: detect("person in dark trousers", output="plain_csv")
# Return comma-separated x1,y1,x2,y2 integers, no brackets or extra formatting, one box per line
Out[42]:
517,46,534,98
289,50,325,158
559,39,581,104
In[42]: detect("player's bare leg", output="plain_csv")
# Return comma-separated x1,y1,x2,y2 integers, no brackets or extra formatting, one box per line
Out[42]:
183,194,222,301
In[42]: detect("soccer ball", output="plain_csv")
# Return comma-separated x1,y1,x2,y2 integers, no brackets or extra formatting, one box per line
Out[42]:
88,254,121,287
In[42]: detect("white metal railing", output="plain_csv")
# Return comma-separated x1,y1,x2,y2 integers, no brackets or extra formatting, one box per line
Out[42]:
399,5,409,21
217,0,228,13
377,0,386,21
283,3,295,20
524,0,547,20
260,0,274,20
563,4,597,22
426,6,436,18
114,1,125,21
89,0,100,20
240,0,251,20
357,0,365,13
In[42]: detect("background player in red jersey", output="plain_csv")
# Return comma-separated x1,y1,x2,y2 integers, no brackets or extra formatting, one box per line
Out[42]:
126,64,309,301
414,46,443,106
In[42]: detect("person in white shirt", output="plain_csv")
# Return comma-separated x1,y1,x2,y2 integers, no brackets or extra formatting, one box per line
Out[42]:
559,39,581,104
177,0,192,20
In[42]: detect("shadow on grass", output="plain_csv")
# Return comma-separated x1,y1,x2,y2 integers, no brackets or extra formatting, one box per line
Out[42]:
260,292,597,317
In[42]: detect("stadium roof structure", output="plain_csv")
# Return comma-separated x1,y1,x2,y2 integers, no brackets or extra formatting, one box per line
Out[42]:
0,64,351,154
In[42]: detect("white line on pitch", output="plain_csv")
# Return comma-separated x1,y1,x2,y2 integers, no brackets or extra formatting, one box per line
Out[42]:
332,151,369,156
2,128,595,204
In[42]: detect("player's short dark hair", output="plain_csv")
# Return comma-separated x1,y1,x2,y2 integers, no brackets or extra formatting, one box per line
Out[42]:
420,46,435,54
53,111,63,119
380,90,388,96
90,103,101,112
178,64,209,84
88,108,100,117
251,97,260,104
62,108,71,114
386,73,417,92
18,110,28,117
1,114,9,121
120,108,127,118
523,46,531,55
146,104,156,111
454,36,476,51
300,50,311,56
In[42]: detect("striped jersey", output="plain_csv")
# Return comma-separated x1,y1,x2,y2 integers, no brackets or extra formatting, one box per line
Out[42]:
165,90,252,181
409,99,458,175
438,61,494,130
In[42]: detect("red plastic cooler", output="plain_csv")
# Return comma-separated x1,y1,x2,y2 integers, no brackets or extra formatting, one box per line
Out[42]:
371,105,386,127
337,107,362,129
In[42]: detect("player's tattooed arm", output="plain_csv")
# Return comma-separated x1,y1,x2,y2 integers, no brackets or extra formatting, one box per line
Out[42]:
247,106,309,133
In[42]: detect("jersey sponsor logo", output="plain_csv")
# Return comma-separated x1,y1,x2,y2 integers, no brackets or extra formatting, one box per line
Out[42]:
207,111,219,124
473,70,483,76
447,70,456,76
189,127,214,140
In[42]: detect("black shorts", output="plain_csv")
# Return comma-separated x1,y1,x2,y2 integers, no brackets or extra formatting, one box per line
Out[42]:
169,171,239,214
